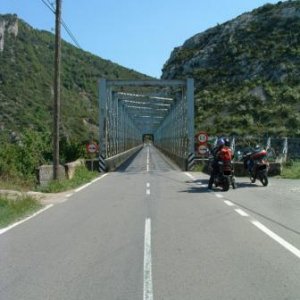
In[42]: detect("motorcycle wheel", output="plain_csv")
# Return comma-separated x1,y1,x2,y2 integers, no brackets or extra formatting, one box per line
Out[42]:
223,177,230,192
260,174,268,186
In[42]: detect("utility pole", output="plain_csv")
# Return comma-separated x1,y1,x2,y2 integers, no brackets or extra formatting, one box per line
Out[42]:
53,0,62,179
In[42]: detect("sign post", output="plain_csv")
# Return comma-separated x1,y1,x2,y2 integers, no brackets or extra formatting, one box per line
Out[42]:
195,131,209,157
86,142,99,171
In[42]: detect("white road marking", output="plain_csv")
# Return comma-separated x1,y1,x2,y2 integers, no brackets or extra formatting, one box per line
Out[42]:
144,218,153,300
66,193,73,198
185,171,300,259
146,189,151,195
75,173,108,192
91,174,108,183
185,172,196,181
224,200,235,206
147,147,150,172
252,220,300,259
147,183,150,188
215,193,223,198
0,204,53,236
235,208,249,217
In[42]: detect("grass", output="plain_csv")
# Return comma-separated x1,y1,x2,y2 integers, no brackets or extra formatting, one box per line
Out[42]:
0,175,36,191
0,166,99,229
0,196,43,229
280,160,300,179
37,166,99,193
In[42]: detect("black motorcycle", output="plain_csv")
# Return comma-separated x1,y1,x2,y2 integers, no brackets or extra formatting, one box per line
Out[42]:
242,150,269,186
209,160,237,191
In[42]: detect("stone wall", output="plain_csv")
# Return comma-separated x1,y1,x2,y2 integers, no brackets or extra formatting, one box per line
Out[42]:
36,165,65,186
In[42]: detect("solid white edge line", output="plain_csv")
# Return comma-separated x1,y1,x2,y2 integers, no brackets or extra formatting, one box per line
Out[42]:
235,208,249,217
75,173,108,193
252,220,300,259
0,204,53,236
147,147,150,172
144,218,153,300
185,172,196,181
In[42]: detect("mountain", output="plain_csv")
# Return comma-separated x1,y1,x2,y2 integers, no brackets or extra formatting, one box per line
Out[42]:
162,0,300,137
0,14,151,143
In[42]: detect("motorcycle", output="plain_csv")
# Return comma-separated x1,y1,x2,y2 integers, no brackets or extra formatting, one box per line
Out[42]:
209,160,237,191
242,149,269,186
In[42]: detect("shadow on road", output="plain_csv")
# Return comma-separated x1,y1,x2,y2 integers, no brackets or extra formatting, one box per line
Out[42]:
116,151,142,173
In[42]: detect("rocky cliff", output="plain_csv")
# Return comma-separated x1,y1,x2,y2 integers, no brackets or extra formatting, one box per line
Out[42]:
162,1,300,137
0,15,18,52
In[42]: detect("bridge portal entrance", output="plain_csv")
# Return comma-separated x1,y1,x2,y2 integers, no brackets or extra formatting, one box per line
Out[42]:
98,79,195,171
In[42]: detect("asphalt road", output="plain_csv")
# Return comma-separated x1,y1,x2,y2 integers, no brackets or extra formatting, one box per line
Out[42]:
0,144,299,299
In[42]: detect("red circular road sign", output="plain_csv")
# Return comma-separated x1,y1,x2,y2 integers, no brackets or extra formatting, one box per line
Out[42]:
198,144,208,155
86,143,98,154
196,131,208,144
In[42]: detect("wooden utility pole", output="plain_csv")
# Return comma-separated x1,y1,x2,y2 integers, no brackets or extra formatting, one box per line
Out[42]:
53,0,62,179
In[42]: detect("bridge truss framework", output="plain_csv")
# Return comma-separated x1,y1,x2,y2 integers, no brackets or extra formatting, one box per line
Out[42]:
98,79,195,170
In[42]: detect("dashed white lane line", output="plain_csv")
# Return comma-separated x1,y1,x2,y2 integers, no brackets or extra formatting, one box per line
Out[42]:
146,183,151,195
234,208,249,217
252,220,300,259
224,200,235,206
184,172,300,259
0,204,53,236
143,218,153,300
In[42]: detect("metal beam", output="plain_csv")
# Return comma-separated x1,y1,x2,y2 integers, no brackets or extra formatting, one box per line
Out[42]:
106,80,186,87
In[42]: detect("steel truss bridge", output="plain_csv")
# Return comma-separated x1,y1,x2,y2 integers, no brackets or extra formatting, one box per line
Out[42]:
98,79,195,171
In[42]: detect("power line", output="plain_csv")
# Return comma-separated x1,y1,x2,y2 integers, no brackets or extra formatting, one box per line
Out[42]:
40,0,82,49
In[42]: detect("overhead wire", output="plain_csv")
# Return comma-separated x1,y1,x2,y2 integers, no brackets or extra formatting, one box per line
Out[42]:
40,0,82,49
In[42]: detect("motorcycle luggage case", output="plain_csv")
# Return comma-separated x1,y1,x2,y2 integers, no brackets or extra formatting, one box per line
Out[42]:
251,149,267,160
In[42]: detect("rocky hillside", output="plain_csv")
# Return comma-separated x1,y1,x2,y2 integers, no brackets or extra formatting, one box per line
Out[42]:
162,0,300,137
0,14,150,143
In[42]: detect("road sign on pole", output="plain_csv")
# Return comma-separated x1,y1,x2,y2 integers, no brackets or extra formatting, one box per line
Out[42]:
196,131,208,144
198,144,208,155
86,142,98,154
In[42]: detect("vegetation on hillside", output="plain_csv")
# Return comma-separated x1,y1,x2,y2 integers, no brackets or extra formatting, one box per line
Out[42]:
162,0,300,137
0,14,151,187
0,14,151,143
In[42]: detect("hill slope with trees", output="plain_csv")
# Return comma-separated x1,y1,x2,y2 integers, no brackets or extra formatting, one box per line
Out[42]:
0,14,150,143
162,0,300,137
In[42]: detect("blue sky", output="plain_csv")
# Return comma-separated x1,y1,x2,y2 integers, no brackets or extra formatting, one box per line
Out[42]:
1,0,280,78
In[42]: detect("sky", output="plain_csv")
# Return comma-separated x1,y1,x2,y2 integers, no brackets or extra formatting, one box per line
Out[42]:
1,0,281,78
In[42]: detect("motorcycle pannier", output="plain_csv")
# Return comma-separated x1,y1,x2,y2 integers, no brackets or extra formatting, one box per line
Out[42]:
251,149,267,160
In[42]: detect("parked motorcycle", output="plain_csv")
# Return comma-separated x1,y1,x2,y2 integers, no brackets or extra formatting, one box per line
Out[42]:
209,160,237,191
242,149,269,186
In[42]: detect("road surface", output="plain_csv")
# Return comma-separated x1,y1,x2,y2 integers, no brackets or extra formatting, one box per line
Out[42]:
0,144,299,299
